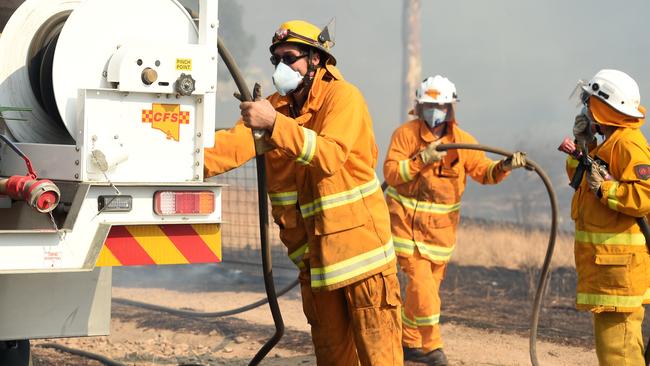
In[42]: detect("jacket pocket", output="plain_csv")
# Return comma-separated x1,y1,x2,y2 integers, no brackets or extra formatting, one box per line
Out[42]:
581,193,619,229
594,253,631,289
311,179,368,235
313,199,366,235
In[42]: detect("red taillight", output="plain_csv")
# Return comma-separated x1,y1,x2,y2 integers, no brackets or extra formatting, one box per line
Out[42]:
153,191,215,215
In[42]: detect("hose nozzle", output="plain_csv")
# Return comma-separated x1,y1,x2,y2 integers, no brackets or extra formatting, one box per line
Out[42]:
0,176,61,213
557,137,578,156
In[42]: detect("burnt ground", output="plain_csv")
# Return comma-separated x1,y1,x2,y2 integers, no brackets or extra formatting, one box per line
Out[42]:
440,264,595,348
30,262,650,365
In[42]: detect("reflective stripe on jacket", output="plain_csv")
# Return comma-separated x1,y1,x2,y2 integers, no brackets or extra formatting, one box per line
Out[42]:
567,126,650,312
383,119,509,263
207,65,394,290
204,122,309,269
269,65,395,290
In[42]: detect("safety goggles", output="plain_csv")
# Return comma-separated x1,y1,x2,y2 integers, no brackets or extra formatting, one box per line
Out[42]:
270,53,308,66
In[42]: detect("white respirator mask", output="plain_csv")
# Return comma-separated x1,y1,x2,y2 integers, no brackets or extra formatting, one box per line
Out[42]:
422,107,448,128
272,62,303,96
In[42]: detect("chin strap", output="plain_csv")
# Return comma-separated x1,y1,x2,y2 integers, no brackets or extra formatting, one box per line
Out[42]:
302,48,316,89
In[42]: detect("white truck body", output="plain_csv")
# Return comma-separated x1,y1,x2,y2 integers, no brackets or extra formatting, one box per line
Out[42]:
0,0,224,341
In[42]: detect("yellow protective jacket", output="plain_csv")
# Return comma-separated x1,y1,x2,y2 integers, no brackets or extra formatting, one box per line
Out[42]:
383,120,509,263
567,126,650,312
204,121,309,269
205,65,394,290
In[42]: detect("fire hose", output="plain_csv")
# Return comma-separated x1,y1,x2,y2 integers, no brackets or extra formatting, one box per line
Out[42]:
38,273,299,366
216,36,284,366
113,275,299,319
432,143,558,366
37,37,289,366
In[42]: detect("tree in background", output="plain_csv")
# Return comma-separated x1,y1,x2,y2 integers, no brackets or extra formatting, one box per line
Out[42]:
401,0,421,121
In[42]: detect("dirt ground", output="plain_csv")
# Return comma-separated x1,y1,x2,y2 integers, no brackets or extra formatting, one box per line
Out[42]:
30,262,614,366
28,222,650,366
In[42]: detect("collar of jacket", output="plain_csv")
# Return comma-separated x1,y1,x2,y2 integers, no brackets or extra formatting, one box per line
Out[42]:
591,126,630,164
272,64,344,122
418,119,459,143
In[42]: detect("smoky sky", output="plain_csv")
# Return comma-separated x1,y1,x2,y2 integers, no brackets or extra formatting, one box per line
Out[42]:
3,0,646,225
205,0,650,161
4,0,648,157
200,0,650,226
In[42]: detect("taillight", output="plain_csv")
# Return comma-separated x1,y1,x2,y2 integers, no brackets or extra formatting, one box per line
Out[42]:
153,191,215,215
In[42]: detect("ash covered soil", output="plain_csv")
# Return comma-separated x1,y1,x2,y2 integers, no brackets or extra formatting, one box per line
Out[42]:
31,262,648,366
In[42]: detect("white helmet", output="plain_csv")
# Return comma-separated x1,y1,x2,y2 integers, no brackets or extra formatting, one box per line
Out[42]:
582,69,643,118
415,75,458,104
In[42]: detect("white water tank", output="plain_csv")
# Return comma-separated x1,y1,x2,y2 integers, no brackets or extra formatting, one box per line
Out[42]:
0,0,197,144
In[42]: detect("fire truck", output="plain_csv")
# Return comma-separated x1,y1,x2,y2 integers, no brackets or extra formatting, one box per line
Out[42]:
0,0,225,363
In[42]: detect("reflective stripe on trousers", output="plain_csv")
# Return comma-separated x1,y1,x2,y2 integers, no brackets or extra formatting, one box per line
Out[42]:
401,307,440,328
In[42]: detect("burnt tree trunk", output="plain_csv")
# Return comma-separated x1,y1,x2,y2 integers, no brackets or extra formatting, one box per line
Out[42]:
401,0,421,122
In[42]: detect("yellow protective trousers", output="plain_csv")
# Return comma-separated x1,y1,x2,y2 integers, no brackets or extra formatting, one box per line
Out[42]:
593,307,645,366
299,267,403,366
398,249,446,352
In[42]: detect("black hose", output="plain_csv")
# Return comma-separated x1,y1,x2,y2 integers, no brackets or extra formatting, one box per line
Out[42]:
217,37,285,366
433,143,558,366
36,343,126,366
25,14,282,366
112,277,299,318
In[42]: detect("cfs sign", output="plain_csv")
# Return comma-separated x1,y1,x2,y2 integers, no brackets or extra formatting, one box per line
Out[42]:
141,104,190,141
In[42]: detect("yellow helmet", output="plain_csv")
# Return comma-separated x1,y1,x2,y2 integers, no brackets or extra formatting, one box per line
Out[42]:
270,20,336,65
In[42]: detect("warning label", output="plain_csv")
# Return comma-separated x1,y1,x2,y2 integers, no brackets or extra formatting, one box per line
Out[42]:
176,58,192,71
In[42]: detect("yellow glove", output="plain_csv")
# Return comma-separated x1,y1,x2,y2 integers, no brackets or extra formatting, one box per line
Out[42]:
419,140,447,165
236,83,276,154
573,114,596,145
500,151,527,171
586,166,605,196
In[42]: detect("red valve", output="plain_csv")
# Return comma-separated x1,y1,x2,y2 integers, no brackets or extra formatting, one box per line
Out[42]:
0,175,60,213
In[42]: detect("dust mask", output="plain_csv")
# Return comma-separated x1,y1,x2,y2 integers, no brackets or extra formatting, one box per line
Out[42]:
422,107,447,128
272,62,303,96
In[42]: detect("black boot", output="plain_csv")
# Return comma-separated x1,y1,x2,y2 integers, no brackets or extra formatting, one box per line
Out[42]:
403,346,427,363
421,348,448,366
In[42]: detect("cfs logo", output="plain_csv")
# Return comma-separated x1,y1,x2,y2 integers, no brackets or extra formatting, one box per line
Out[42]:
141,104,190,141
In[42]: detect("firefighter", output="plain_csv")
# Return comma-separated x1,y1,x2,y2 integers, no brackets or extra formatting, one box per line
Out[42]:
383,75,526,365
204,20,403,365
566,69,650,365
